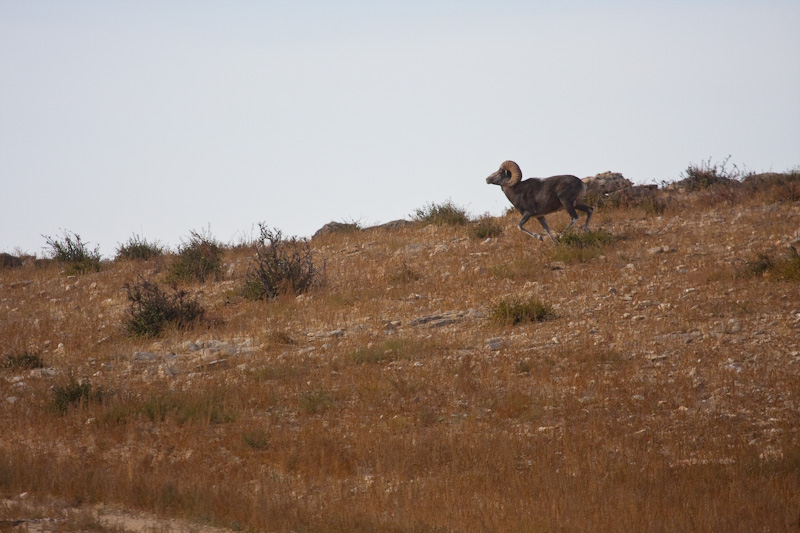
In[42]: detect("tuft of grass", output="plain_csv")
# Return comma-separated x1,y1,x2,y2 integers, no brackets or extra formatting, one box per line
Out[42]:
167,229,223,283
123,277,206,337
115,234,164,261
52,375,104,415
469,214,503,239
490,297,556,325
350,339,419,365
552,228,616,263
242,223,323,300
388,262,421,284
1,350,44,370
42,230,102,274
413,200,470,226
141,390,237,425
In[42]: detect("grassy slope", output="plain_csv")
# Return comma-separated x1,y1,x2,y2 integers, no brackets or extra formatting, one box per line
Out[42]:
1,186,800,532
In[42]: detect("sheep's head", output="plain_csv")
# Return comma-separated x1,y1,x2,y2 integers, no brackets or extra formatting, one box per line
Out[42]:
486,160,522,187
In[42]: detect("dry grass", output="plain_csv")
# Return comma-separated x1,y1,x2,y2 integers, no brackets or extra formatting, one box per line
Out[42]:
2,186,800,532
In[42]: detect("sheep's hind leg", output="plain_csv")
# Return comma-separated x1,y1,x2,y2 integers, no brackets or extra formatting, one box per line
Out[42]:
536,216,557,243
576,203,594,230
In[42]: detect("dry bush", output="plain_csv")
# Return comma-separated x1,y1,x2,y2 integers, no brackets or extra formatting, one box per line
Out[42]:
123,277,206,337
242,223,323,300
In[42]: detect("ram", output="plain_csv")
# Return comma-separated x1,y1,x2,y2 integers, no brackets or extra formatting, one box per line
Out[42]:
486,160,593,243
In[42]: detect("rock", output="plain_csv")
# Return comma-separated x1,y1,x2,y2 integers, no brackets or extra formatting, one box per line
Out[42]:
583,172,633,196
0,253,23,269
487,338,503,351
312,221,360,239
367,219,413,231
29,368,56,378
134,351,158,362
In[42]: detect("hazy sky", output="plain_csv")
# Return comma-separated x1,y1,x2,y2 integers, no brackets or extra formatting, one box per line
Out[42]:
2,1,798,257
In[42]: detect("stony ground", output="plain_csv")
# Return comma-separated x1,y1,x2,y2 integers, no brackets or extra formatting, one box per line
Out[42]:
1,185,800,531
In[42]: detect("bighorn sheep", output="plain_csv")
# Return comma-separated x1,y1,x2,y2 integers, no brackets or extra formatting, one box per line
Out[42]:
486,160,593,243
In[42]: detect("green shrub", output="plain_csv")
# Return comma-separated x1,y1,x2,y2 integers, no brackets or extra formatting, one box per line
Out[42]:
470,214,503,239
242,429,270,451
413,200,470,226
124,277,205,337
52,376,103,415
1,351,44,370
115,234,164,261
736,246,800,281
491,298,556,326
168,229,223,283
558,228,616,248
42,230,102,274
243,223,323,300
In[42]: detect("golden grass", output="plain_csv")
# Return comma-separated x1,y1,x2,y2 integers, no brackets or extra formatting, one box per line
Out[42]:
2,193,800,531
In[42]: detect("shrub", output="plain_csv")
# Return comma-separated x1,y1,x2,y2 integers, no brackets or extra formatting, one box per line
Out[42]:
491,298,556,326
675,156,744,192
736,246,800,281
242,223,323,300
124,277,206,337
298,387,333,415
168,229,223,283
52,375,104,415
42,230,102,274
115,234,164,261
470,214,503,239
413,200,470,226
1,351,44,370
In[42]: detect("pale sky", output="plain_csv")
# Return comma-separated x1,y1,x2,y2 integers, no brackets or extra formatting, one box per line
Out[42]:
1,1,798,258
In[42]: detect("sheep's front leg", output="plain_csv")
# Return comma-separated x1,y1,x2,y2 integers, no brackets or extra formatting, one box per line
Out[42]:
518,213,544,241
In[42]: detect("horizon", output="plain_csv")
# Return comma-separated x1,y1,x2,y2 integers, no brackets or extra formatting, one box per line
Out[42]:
2,1,799,257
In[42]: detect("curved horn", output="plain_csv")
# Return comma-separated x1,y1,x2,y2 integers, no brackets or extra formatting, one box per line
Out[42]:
500,160,522,186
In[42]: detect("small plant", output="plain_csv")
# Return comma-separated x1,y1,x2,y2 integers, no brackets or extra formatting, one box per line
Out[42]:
167,228,223,283
52,375,104,415
469,214,503,239
42,230,102,274
242,223,323,300
115,234,164,261
491,297,556,326
1,350,44,370
298,387,333,415
413,200,471,226
124,277,205,337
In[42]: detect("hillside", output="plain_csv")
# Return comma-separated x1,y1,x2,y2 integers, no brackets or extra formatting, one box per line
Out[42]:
1,174,800,532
